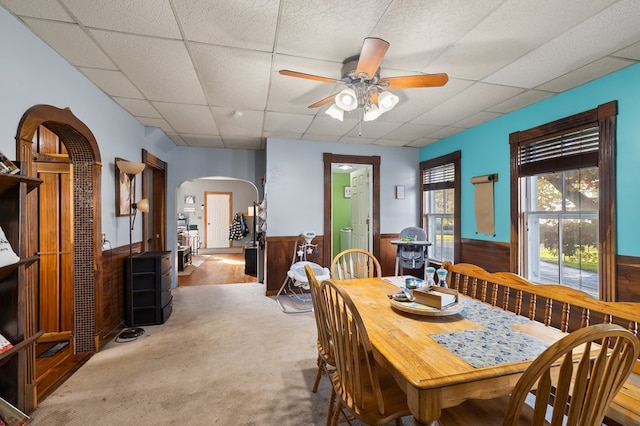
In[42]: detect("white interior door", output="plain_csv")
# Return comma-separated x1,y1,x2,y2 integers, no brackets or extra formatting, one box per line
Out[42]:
205,192,231,248
350,167,371,250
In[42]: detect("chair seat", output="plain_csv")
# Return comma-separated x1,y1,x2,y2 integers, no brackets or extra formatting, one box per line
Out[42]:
439,396,540,426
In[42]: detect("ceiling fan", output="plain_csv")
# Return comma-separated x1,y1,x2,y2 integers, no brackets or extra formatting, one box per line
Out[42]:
279,37,448,121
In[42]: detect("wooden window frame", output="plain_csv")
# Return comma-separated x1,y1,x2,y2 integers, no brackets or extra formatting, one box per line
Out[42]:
420,151,461,264
509,101,617,301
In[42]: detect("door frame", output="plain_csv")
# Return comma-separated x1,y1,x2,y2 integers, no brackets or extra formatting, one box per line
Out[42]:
323,153,380,264
142,149,167,252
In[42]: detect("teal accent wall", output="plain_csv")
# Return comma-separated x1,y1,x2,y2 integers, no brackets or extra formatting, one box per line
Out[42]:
420,62,640,256
332,173,352,258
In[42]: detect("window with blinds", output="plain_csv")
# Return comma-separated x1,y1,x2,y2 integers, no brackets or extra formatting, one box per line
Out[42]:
421,151,460,263
510,101,617,301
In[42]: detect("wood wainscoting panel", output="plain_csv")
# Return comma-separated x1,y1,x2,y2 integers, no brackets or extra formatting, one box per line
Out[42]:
265,235,325,295
616,255,640,302
460,238,511,273
380,234,399,276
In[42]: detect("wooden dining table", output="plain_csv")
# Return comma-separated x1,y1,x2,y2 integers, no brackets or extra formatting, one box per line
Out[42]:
333,276,571,425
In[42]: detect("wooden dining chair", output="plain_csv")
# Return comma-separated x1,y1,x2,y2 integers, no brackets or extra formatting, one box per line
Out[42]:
438,323,640,426
319,279,410,426
303,264,335,393
330,248,382,279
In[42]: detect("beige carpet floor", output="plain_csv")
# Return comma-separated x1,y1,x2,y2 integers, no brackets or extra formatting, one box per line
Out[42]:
27,284,412,425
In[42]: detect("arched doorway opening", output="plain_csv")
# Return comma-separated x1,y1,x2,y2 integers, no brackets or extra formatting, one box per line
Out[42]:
176,176,260,284
16,104,102,402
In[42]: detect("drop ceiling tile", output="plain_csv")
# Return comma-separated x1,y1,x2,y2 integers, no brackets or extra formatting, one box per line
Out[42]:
486,89,555,114
222,137,264,150
173,0,278,51
306,115,360,137
613,41,640,60
428,126,466,139
210,107,264,139
61,0,181,38
380,123,440,141
340,136,376,145
0,0,73,21
181,134,225,147
344,119,402,139
407,138,439,148
412,82,524,126
165,133,186,146
21,18,116,69
372,139,411,147
537,56,637,92
428,0,619,80
90,29,206,104
302,134,341,143
452,111,502,129
372,0,504,71
190,43,271,110
153,102,218,135
264,131,304,140
276,0,391,61
80,68,143,98
136,117,176,134
113,98,161,118
264,112,314,134
484,1,640,89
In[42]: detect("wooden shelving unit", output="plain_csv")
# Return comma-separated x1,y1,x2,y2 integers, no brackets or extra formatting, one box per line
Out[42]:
0,171,43,412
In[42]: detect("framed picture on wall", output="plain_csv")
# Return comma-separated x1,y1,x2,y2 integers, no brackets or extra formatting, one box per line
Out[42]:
184,195,196,204
115,157,133,217
344,186,352,198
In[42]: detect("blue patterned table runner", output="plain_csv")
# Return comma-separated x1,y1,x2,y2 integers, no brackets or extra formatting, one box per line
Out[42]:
429,298,551,368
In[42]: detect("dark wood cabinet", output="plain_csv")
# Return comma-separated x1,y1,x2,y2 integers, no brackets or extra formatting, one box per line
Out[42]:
124,251,172,326
245,246,257,276
0,172,43,413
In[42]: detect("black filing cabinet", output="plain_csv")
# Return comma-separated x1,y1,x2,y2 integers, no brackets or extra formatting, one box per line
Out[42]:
125,251,172,326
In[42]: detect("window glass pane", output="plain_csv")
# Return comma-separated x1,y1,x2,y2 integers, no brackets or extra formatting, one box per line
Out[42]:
564,168,599,212
528,216,559,283
525,167,598,297
560,218,598,295
445,188,454,214
425,188,454,263
532,172,563,211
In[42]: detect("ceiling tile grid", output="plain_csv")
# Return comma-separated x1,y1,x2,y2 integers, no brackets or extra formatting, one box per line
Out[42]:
0,0,638,149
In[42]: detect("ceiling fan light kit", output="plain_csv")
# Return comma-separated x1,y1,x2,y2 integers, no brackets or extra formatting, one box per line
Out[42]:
280,37,448,126
325,104,344,121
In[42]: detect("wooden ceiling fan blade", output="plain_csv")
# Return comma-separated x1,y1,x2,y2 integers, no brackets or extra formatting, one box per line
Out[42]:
279,70,338,84
382,73,449,89
308,94,337,108
355,37,390,80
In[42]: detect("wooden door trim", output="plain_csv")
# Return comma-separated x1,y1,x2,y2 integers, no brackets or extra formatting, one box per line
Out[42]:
323,153,380,265
142,149,167,252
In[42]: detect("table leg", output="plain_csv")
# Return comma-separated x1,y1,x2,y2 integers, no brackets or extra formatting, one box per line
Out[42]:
407,387,442,426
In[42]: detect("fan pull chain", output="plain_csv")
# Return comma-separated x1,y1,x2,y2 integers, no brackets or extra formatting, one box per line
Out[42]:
359,109,363,136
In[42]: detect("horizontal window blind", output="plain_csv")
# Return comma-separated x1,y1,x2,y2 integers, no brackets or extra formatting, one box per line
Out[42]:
422,163,455,190
518,126,599,176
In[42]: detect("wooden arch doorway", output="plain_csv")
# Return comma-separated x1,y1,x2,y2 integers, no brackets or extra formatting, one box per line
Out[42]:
16,104,102,402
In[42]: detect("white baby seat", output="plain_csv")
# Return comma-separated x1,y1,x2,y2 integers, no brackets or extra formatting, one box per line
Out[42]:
276,232,330,313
